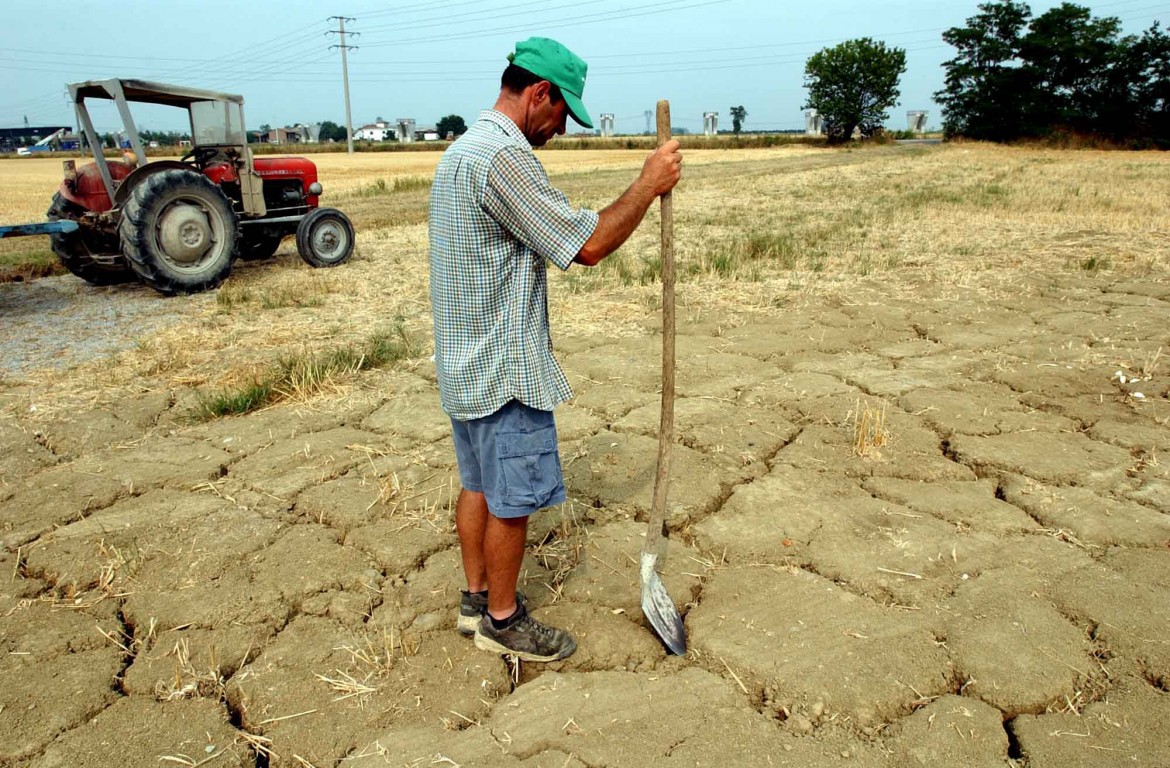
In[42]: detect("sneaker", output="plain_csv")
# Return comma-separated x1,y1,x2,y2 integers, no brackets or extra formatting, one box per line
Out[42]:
473,604,576,662
458,590,526,636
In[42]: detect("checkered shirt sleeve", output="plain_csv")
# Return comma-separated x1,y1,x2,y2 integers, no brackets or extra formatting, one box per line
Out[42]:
483,146,591,272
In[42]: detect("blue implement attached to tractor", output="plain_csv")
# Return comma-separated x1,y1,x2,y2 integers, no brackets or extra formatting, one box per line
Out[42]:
0,220,80,239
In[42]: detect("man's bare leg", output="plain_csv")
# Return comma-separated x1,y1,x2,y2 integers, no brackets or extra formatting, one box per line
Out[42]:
455,489,489,593
472,509,575,662
484,514,528,621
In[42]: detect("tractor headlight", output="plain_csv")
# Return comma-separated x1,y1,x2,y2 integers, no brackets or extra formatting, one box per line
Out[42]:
308,182,323,195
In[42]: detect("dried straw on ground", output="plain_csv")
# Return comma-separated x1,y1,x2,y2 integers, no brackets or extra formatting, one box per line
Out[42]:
1,143,1168,416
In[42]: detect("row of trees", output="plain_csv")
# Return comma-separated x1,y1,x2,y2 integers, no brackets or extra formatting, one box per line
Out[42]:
91,129,189,147
799,1,1168,145
936,1,1169,143
73,115,465,149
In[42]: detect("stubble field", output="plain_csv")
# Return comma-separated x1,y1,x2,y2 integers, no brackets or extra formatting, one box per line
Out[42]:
1,142,1168,767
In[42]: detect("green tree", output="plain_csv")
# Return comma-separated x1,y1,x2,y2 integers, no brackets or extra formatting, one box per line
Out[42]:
1020,3,1123,132
729,105,747,134
804,38,907,144
436,114,467,138
935,1,1032,140
318,120,347,142
1129,23,1170,143
936,2,1165,144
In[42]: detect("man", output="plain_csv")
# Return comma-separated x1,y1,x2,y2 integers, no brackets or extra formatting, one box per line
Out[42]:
428,36,682,662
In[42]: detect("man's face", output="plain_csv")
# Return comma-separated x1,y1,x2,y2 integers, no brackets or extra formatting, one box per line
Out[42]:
525,86,569,147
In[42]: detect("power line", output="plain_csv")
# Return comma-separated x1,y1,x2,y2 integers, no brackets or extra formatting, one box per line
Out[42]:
359,0,609,35
354,0,489,22
224,51,337,89
0,88,70,114
164,38,951,85
169,28,329,81
358,0,729,48
0,24,330,95
0,23,324,70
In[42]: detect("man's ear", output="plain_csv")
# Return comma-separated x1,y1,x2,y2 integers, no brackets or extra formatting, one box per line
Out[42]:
530,80,552,104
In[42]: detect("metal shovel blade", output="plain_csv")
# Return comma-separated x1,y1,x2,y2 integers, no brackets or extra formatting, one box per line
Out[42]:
640,551,687,655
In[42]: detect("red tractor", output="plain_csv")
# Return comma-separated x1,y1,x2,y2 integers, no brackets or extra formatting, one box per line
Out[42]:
47,79,354,295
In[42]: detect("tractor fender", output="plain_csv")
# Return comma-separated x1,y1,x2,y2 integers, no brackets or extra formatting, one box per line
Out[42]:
59,160,135,212
112,161,194,208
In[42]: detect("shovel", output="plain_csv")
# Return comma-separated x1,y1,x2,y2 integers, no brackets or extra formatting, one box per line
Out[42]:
640,99,687,656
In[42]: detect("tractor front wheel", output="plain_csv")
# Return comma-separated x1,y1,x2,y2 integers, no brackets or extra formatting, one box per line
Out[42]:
296,208,354,268
119,170,238,295
46,193,135,285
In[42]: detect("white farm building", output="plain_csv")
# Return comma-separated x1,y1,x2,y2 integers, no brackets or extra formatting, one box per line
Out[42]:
355,120,394,141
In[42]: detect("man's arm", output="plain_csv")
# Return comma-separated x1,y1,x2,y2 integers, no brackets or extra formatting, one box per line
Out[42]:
575,140,682,267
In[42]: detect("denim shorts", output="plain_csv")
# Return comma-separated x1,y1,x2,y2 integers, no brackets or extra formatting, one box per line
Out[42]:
450,400,566,519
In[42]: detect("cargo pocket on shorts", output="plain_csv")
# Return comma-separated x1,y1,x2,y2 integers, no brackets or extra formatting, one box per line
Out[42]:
496,425,560,510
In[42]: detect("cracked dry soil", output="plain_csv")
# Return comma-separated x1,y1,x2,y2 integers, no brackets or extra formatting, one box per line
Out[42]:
2,273,1169,768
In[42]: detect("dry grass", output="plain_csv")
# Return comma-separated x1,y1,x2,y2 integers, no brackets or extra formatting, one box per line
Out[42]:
2,143,1169,415
313,626,421,709
216,270,340,312
365,467,452,531
195,324,420,418
337,626,421,670
530,509,585,603
0,157,65,277
153,636,225,702
850,399,889,459
0,157,63,222
90,537,141,602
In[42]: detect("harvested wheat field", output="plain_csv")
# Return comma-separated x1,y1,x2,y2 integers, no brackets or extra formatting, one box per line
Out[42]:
1,142,1168,767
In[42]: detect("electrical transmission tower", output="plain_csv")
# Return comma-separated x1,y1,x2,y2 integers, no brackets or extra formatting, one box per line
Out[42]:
327,16,359,154
644,110,652,135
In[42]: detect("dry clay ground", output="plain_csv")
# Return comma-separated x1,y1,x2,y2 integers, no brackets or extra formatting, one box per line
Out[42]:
1,146,1170,767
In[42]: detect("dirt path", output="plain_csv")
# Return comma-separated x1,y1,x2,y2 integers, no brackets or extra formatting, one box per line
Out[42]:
2,268,1168,766
0,276,202,376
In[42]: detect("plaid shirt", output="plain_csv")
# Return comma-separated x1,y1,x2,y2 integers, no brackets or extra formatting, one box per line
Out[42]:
429,110,599,421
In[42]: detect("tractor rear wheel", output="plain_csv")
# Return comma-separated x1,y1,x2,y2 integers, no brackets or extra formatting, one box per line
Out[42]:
119,170,238,295
296,208,354,268
45,193,135,285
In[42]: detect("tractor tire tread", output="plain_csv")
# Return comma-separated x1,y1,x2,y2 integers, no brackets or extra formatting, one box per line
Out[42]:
46,192,135,286
118,170,238,295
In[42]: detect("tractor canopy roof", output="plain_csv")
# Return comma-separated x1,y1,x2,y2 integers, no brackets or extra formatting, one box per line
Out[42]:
67,79,244,107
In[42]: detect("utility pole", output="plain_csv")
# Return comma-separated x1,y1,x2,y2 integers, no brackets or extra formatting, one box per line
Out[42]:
327,16,359,154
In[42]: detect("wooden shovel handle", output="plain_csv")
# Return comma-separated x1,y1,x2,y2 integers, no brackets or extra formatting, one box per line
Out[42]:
645,100,675,557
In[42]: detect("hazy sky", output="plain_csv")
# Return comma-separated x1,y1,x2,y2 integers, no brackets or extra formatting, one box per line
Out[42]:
1,0,1166,136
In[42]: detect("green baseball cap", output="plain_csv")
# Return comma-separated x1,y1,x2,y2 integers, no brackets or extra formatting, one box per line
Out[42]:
509,37,593,129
